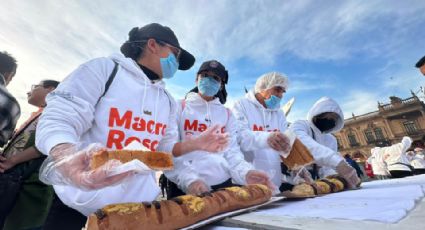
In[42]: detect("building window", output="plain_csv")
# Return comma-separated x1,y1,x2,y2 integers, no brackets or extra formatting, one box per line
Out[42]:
374,128,385,141
347,133,359,146
364,130,375,143
403,121,418,135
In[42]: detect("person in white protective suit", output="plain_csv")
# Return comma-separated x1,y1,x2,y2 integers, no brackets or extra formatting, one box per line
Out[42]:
367,147,390,180
164,60,274,198
409,147,425,175
289,97,360,189
382,136,413,178
231,72,292,191
35,23,228,229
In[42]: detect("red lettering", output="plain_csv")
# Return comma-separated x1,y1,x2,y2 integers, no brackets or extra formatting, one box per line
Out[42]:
221,127,226,133
253,124,264,131
147,120,155,133
109,108,132,129
132,117,146,131
151,140,159,151
124,136,141,147
106,129,125,149
155,123,162,135
198,123,207,132
142,139,151,150
184,120,198,131
161,125,167,136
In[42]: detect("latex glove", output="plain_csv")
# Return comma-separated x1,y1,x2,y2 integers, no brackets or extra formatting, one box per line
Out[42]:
191,124,230,152
246,170,277,192
187,180,210,195
39,143,134,190
0,155,17,173
291,167,314,185
267,132,291,153
335,160,361,189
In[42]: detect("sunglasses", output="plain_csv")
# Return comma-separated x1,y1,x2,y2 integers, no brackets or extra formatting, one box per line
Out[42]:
157,40,182,60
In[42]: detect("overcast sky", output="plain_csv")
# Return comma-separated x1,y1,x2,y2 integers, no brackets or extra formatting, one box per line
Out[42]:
1,0,425,125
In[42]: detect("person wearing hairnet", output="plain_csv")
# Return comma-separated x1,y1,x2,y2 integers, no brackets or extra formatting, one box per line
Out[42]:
409,148,425,175
35,24,228,229
289,97,361,189
164,60,274,198
367,147,390,180
382,136,413,178
232,72,291,191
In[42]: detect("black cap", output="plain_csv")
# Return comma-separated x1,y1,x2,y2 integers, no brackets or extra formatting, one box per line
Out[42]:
197,60,228,84
416,55,425,68
125,23,195,70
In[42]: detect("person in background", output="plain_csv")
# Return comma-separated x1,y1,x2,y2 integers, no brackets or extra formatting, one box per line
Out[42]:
164,60,274,198
1,80,59,230
0,51,20,148
408,148,425,175
383,136,413,178
344,154,364,178
231,72,291,192
289,97,360,189
367,147,390,180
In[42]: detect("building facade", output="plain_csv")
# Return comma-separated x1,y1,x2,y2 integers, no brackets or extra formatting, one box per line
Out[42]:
335,92,425,161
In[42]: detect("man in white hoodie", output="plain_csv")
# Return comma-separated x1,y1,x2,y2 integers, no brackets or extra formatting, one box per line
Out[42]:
367,147,390,180
165,60,273,198
382,136,413,178
36,23,228,229
232,72,291,191
289,97,360,189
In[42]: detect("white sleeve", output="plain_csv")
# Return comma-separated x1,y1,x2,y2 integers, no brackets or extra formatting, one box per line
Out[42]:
231,100,270,152
223,110,255,185
164,157,202,193
36,58,115,155
156,95,179,153
289,121,343,168
278,110,289,132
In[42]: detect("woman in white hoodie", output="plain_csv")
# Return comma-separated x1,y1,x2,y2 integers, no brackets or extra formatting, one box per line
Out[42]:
164,60,273,198
231,72,292,191
382,136,413,178
367,147,390,180
35,24,228,229
289,97,360,189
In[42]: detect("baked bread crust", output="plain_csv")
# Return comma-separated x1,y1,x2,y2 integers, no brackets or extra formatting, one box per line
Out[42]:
281,138,314,170
291,183,317,196
90,149,174,171
86,184,272,230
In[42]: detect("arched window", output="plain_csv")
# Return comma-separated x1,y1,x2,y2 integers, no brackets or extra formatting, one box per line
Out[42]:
374,128,385,140
364,129,375,143
347,133,359,147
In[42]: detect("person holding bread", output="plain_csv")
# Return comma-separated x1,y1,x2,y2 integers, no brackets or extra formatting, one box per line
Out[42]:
35,23,229,229
231,72,292,190
164,60,274,198
289,97,361,189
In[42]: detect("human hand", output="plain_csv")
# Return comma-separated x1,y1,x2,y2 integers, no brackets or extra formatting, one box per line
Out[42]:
267,132,291,153
246,170,277,192
187,180,210,195
336,161,361,189
192,125,229,153
0,155,17,173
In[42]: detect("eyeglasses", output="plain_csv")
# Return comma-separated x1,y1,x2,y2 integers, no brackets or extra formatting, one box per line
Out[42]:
157,40,181,60
199,73,221,83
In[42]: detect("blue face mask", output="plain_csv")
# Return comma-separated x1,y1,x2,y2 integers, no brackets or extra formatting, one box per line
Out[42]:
198,77,221,97
264,95,281,109
160,53,178,79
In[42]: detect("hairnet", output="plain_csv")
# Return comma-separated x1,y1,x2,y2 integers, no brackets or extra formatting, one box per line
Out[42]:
254,72,288,93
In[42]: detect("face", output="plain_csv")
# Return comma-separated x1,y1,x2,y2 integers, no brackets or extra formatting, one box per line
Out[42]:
262,86,286,99
145,39,181,78
27,82,55,107
315,112,339,121
196,71,223,86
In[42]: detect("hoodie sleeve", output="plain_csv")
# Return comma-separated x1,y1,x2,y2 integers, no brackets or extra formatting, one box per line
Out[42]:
156,94,179,153
231,100,270,152
223,110,255,185
164,156,202,193
289,120,343,168
36,58,115,155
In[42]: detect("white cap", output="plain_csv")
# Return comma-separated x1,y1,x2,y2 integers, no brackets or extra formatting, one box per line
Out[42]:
254,72,289,93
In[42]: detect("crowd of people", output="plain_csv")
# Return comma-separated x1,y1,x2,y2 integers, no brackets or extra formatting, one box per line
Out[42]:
0,23,424,230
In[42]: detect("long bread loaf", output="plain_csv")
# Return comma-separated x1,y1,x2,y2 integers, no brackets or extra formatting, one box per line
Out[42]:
281,138,314,170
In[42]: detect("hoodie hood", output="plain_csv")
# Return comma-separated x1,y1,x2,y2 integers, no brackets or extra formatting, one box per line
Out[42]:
246,90,281,111
307,97,344,134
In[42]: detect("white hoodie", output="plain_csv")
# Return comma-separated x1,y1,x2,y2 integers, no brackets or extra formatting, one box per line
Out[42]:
289,97,344,169
384,136,413,172
164,92,254,192
367,147,390,176
231,91,288,187
35,53,178,215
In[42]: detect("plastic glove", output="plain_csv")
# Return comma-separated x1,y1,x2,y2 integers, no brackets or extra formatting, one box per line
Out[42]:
246,170,277,193
291,167,314,185
39,143,134,190
187,179,210,195
267,132,291,153
335,160,361,189
190,124,230,152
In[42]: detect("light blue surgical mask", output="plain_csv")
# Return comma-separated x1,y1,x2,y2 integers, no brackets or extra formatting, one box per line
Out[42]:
160,53,178,79
198,76,221,97
264,95,281,109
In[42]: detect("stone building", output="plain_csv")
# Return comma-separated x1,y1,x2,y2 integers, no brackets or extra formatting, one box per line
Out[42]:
334,92,425,160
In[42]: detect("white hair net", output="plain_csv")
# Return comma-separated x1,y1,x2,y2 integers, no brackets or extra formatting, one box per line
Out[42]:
254,72,289,93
